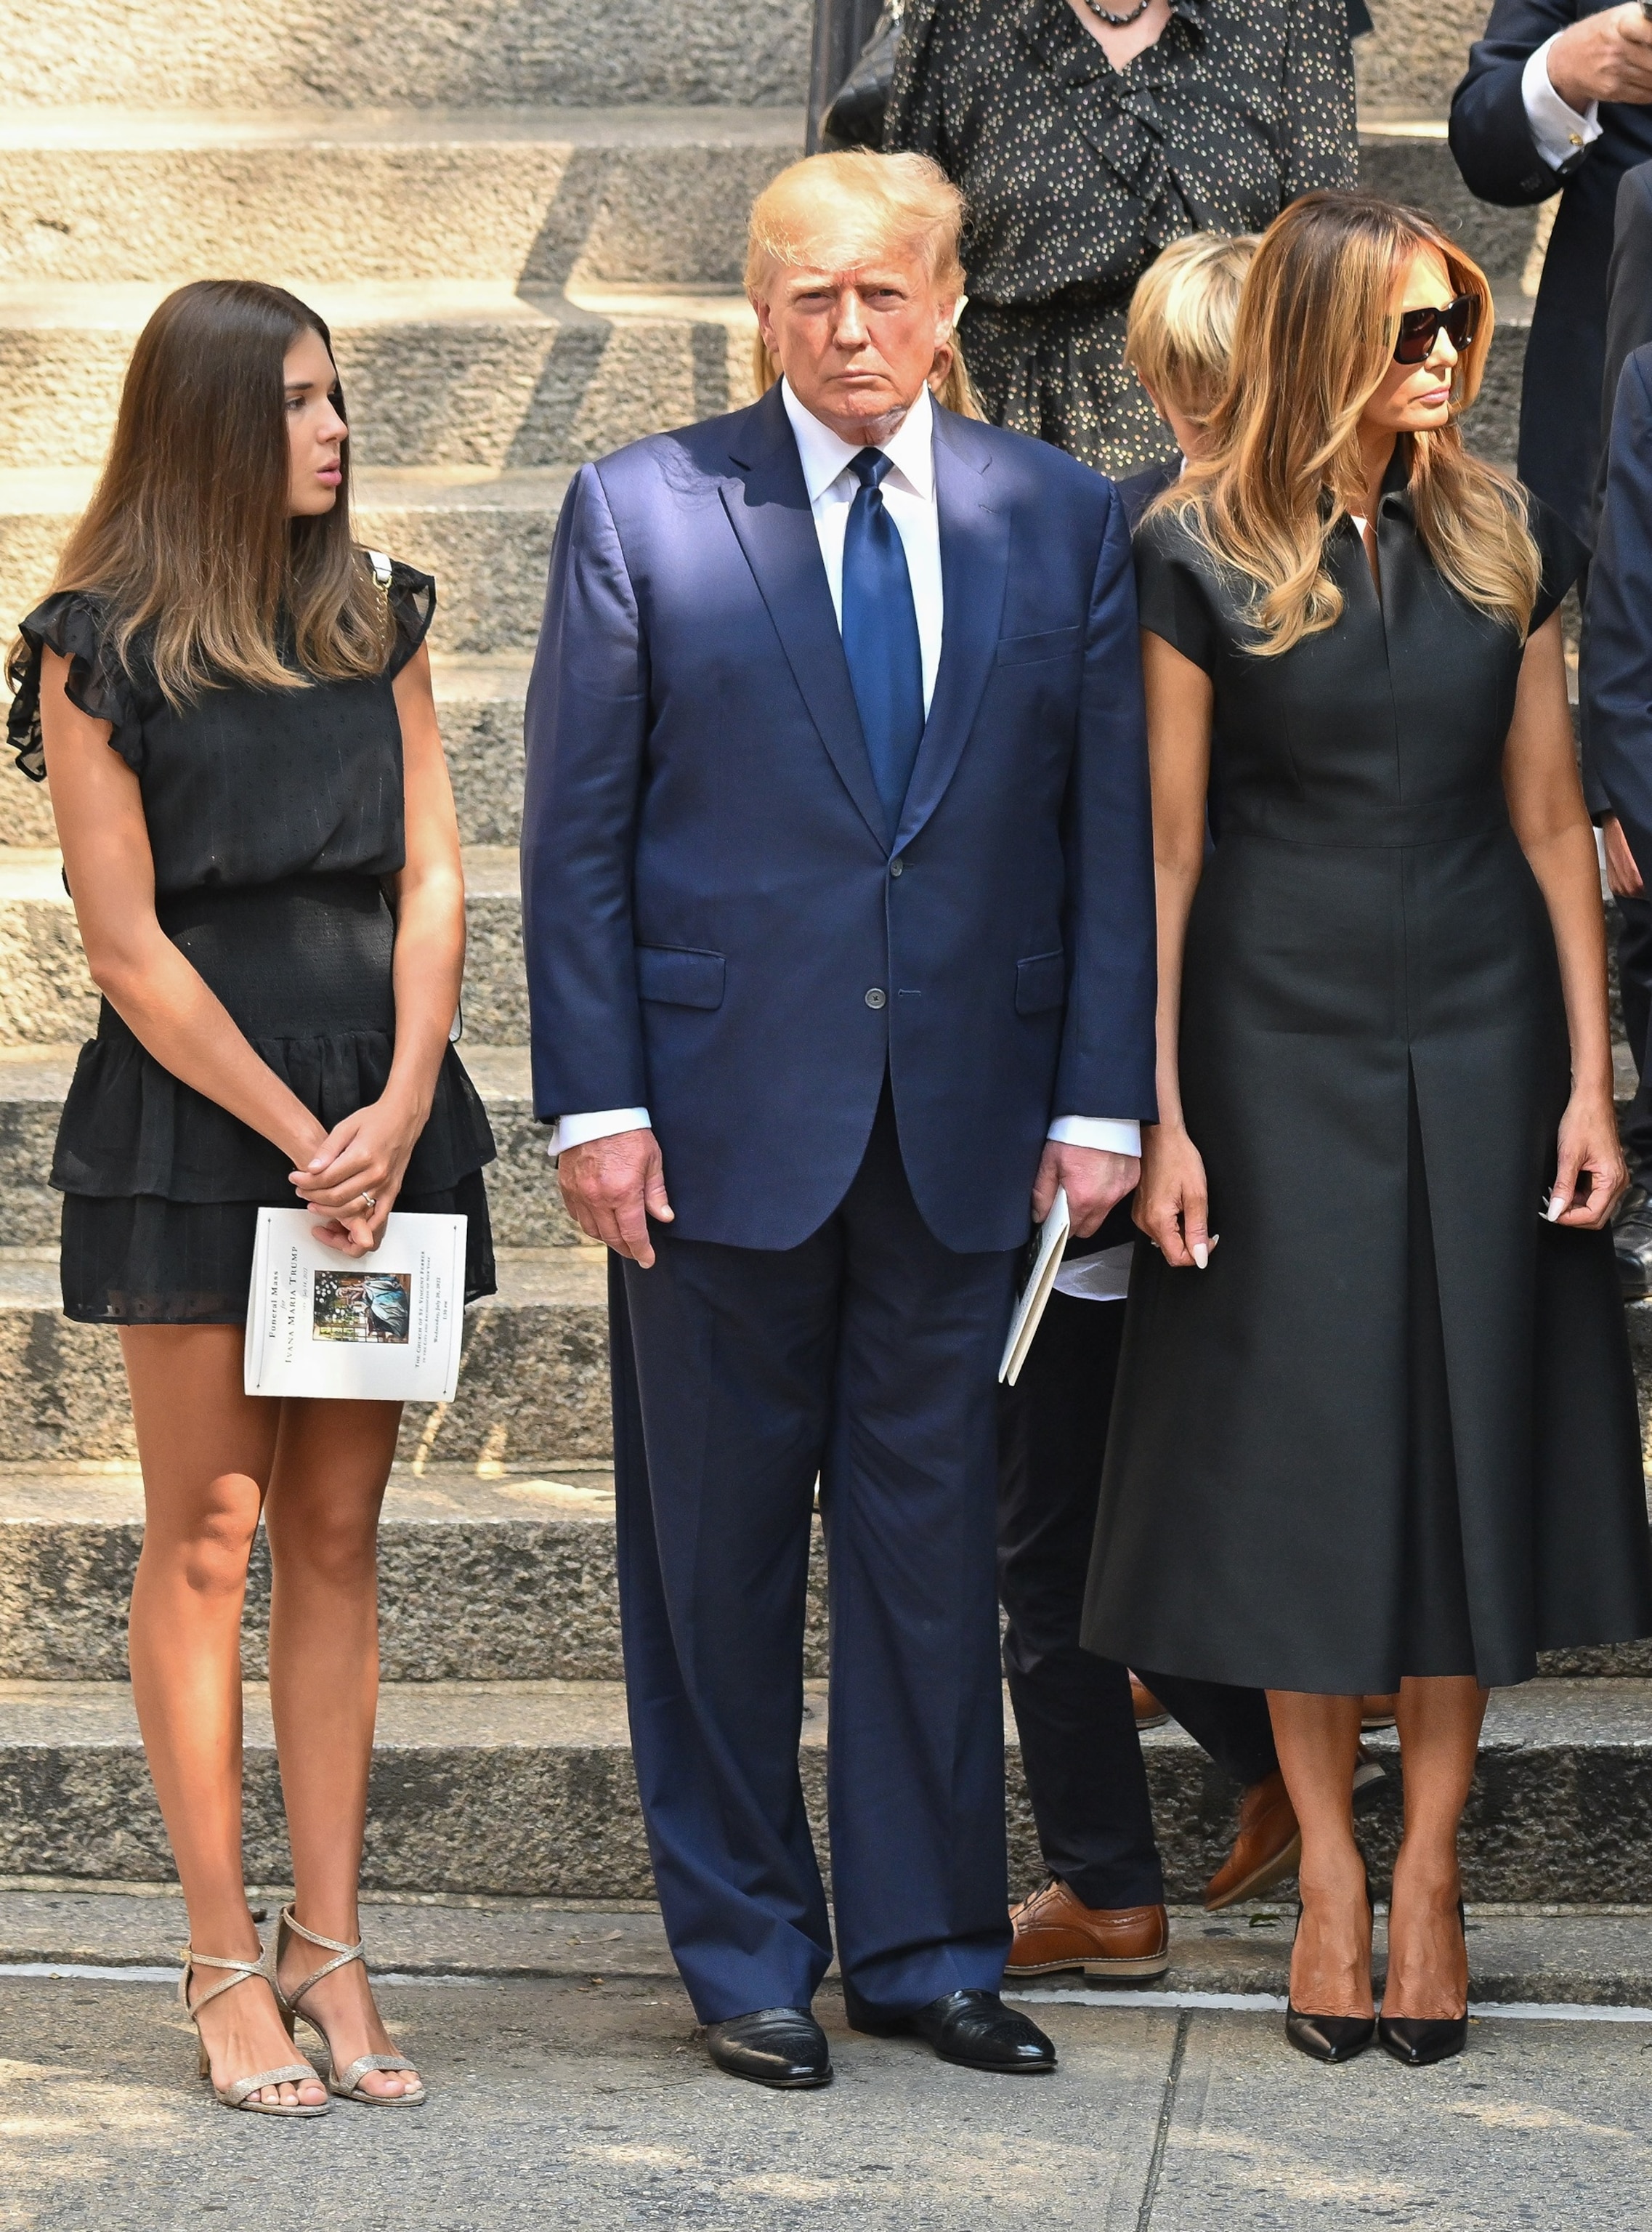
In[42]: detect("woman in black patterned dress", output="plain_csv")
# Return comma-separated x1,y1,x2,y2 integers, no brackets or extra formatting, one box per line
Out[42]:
886,0,1358,472
7,283,495,2115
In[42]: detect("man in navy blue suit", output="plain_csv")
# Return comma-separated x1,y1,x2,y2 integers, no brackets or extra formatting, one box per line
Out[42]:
1587,342,1652,1037
521,150,1157,2090
1451,0,1652,544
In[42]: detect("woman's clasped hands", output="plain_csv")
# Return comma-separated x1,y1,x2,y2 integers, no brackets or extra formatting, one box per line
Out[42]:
288,1088,429,1254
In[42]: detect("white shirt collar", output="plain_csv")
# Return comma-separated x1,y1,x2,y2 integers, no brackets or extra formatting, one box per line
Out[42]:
780,377,936,504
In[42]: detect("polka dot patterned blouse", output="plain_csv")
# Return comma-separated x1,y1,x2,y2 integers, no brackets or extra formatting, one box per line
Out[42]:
886,0,1358,473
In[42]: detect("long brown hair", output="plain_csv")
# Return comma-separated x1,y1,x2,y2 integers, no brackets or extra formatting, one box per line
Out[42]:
1163,193,1541,655
8,280,391,707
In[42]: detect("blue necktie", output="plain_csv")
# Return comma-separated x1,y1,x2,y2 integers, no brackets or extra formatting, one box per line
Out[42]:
841,448,925,835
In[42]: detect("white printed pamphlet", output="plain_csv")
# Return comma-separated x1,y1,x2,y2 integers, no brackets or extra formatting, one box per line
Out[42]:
244,1208,466,1402
997,1186,1071,1387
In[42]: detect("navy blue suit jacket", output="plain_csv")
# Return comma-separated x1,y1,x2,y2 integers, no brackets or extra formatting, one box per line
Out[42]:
1451,0,1652,542
1584,342,1652,870
519,382,1157,1256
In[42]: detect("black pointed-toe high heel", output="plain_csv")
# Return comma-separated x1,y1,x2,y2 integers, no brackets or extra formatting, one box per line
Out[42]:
1284,1860,1376,2066
1378,1899,1469,2067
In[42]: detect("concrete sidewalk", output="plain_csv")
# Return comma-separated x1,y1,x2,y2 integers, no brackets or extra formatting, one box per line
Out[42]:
4,1898,1652,2231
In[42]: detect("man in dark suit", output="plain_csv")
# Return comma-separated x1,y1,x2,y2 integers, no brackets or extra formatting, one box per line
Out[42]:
1451,0,1652,543
521,150,1157,2090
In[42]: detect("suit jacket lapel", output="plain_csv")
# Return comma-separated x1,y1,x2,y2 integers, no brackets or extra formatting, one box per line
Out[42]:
720,386,889,848
894,410,1010,852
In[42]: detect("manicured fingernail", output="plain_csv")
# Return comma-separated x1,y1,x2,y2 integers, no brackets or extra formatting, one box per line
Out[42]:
1192,1242,1208,1269
1545,1193,1568,1222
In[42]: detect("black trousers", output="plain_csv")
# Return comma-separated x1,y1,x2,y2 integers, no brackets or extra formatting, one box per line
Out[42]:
997,1285,1279,1911
1616,888,1652,1183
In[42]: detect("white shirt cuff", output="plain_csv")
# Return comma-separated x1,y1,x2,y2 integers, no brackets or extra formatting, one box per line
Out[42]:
1046,1115,1143,1158
1522,36,1601,170
546,1108,651,1157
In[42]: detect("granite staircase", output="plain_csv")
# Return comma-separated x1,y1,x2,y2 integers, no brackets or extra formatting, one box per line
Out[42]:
0,0,1648,1931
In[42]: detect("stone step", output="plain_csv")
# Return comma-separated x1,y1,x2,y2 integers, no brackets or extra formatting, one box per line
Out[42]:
4,1460,1642,1691
1356,1,1487,122
1,654,532,852
0,843,531,1047
0,107,799,289
9,1887,1652,2011
0,1043,572,1250
0,464,567,658
0,1245,609,1467
1359,124,1547,291
3,0,811,113
0,281,758,472
0,1675,1645,1906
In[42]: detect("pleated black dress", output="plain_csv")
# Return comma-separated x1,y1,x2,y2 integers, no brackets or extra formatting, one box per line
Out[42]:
7,563,496,1324
1082,469,1652,1692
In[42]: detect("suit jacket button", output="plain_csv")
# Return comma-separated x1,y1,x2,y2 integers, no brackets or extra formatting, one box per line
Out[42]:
865,987,887,1009
889,857,904,877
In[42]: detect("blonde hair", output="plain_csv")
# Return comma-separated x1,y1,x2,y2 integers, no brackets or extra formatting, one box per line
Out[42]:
1124,232,1258,425
744,149,967,298
1164,191,1540,657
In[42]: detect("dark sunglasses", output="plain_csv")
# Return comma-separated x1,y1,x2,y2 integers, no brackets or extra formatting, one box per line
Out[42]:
1392,293,1478,365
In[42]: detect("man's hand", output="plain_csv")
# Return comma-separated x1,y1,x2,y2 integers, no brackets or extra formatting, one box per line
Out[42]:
557,1128,673,1267
1032,1141,1139,1240
1548,6,1652,113
1604,812,1645,898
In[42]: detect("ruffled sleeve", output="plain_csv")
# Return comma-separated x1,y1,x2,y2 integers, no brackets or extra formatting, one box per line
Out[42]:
381,557,436,679
7,591,145,783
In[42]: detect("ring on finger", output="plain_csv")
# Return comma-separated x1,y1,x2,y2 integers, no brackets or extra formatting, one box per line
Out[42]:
357,1192,377,1214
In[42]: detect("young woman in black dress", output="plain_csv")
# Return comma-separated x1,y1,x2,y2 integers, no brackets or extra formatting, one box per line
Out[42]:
1084,194,1652,2065
7,283,496,2113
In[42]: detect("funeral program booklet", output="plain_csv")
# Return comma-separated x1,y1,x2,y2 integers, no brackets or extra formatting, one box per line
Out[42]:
998,1186,1071,1388
244,1208,466,1402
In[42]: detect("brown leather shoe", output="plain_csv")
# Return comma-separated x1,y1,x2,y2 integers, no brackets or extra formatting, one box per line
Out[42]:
1130,1674,1169,1729
1005,1879,1170,1980
1202,1768,1302,1911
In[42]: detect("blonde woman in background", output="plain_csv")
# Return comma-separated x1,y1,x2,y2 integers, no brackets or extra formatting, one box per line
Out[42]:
1083,192,1652,2067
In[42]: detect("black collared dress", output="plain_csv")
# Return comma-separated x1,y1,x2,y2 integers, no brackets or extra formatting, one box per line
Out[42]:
886,0,1356,473
8,563,496,1325
1082,477,1652,1691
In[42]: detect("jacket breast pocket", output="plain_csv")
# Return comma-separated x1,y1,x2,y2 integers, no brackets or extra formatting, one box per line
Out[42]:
1016,950,1066,1015
636,944,726,1009
996,625,1084,667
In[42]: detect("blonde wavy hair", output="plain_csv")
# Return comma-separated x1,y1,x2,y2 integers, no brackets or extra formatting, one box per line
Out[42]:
1162,192,1540,657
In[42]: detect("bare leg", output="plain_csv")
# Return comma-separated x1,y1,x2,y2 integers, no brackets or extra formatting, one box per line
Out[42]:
1381,1674,1487,2020
1266,1691,1372,2018
265,1396,420,2099
122,1325,325,2110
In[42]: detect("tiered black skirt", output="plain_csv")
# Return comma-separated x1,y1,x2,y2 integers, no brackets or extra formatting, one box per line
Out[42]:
55,874,497,1324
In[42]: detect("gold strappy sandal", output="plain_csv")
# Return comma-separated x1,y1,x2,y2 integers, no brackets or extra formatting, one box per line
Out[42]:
180,1940,329,2115
275,1904,426,2105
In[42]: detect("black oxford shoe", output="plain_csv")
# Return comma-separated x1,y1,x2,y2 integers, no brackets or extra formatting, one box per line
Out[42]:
703,2007,833,2089
1613,1183,1652,1300
846,1986,1056,2074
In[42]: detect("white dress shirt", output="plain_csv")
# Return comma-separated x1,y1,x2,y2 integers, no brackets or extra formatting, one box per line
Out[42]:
1522,33,1602,171
548,380,1141,1162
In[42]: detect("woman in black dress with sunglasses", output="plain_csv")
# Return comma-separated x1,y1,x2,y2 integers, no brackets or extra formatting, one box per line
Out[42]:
1084,195,1652,2067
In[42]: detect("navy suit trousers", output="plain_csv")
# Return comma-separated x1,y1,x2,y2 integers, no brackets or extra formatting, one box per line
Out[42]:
612,1084,1020,2022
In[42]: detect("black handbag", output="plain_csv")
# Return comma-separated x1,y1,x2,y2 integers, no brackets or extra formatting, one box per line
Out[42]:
822,4,900,150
